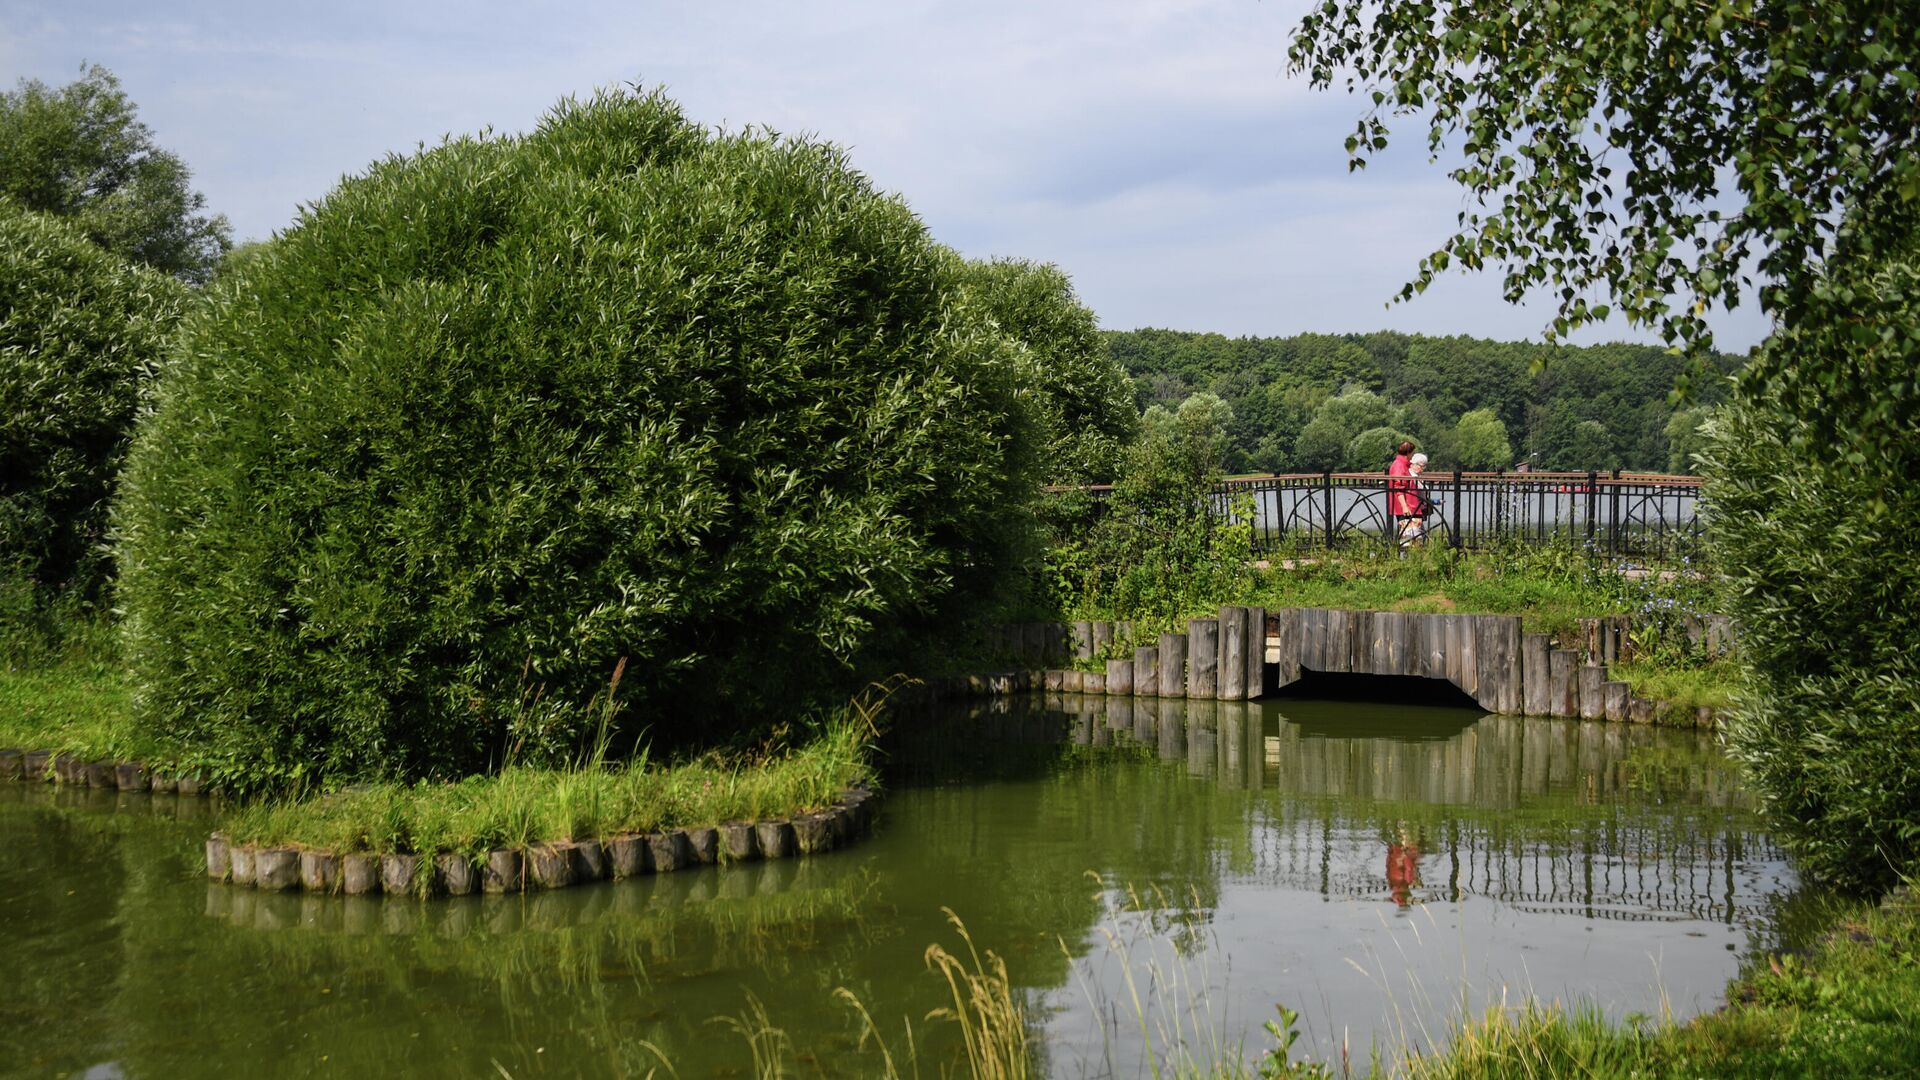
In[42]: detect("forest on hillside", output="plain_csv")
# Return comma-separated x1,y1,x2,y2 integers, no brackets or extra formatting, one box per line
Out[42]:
1105,328,1744,475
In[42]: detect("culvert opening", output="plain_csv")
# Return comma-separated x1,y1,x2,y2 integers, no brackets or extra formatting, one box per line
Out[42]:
1276,668,1483,710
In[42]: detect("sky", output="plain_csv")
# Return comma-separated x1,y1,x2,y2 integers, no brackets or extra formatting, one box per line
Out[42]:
2,0,1772,350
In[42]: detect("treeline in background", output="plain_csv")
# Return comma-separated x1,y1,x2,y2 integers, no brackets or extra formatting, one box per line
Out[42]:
1106,328,1746,475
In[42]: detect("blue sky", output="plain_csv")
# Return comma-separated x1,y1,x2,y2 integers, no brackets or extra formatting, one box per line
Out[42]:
3,0,1772,350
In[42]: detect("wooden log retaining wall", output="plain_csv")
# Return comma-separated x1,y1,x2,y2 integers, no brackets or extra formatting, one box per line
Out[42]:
203,785,876,899
0,749,213,795
962,607,1729,731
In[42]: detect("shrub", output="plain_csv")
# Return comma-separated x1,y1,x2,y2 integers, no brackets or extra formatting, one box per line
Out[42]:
115,87,1040,789
0,199,184,611
958,257,1136,483
1046,393,1250,622
1704,250,1920,894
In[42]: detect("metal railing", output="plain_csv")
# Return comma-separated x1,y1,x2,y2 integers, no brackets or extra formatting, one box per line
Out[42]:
1211,470,1704,560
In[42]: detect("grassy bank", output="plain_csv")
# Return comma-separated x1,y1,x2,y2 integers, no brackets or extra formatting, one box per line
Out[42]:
220,698,879,856
1031,545,1737,705
1047,544,1715,640
0,626,165,765
1360,887,1920,1080
725,888,1919,1080
2,625,884,855
1245,545,1716,641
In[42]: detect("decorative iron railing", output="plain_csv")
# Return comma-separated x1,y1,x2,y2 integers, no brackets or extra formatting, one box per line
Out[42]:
1061,471,1707,560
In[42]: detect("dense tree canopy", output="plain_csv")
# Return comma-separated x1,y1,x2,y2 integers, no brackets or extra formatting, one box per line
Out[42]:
0,200,184,604
115,88,1042,789
960,258,1137,483
1108,328,1735,473
1291,0,1920,890
0,66,230,282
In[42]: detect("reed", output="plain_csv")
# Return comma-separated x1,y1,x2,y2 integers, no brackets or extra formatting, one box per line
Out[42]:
220,682,891,856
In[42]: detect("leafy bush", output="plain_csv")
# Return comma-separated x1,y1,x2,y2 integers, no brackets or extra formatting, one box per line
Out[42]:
115,87,1040,789
959,257,1136,483
0,199,184,612
1045,393,1250,623
1705,249,1920,894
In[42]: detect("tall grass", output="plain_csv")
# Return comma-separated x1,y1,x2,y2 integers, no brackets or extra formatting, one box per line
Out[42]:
221,681,890,854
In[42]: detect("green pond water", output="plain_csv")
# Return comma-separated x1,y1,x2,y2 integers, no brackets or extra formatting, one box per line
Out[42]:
2,693,1804,1078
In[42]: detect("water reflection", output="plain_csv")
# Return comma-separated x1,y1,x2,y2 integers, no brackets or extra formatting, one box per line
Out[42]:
2,696,1797,1078
916,693,1776,925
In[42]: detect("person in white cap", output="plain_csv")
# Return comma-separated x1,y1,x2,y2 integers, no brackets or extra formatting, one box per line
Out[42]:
1400,452,1431,548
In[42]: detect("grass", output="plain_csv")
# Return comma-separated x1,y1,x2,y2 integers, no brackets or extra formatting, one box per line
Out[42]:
0,615,887,852
1052,542,1718,641
1241,544,1709,640
1610,657,1739,711
0,623,166,764
220,688,883,855
1364,887,1920,1079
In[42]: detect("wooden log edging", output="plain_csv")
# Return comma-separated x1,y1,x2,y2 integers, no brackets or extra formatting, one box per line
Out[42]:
951,612,1728,732
0,748,213,795
204,784,877,898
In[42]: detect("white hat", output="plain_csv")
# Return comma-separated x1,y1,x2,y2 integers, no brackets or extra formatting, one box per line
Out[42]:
1410,452,1429,467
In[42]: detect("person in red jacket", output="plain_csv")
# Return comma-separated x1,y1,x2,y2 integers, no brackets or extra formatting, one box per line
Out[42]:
1386,822,1422,908
1388,442,1426,547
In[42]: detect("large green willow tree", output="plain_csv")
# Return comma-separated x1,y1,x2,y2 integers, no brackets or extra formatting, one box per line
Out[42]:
1292,2,1920,892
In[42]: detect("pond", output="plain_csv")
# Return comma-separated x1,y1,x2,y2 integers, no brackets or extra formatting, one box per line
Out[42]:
1,693,1804,1078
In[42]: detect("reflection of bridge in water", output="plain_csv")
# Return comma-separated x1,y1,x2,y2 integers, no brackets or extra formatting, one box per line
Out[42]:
945,693,1790,928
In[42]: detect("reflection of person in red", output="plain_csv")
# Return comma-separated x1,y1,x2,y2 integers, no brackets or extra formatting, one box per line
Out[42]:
1385,823,1422,908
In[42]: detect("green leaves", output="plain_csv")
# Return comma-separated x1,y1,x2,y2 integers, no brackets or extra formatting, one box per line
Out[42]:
0,65,230,283
0,200,185,603
114,87,1044,790
1706,243,1920,894
1289,0,1920,351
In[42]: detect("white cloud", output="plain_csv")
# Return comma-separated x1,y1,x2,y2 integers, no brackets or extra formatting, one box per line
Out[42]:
1,0,1773,349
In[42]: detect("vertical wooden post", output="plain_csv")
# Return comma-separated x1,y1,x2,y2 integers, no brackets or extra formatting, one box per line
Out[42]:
1297,608,1321,672
1548,649,1578,717
1272,609,1301,690
1091,620,1114,660
1349,609,1375,673
1106,658,1134,696
1158,633,1187,698
1579,665,1606,720
1245,606,1267,698
1371,611,1399,675
1072,621,1094,662
1422,614,1447,680
1603,681,1630,722
1134,646,1159,697
1454,615,1480,699
1218,607,1246,700
1522,634,1552,716
1495,617,1523,714
1188,618,1219,698
1325,609,1351,673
